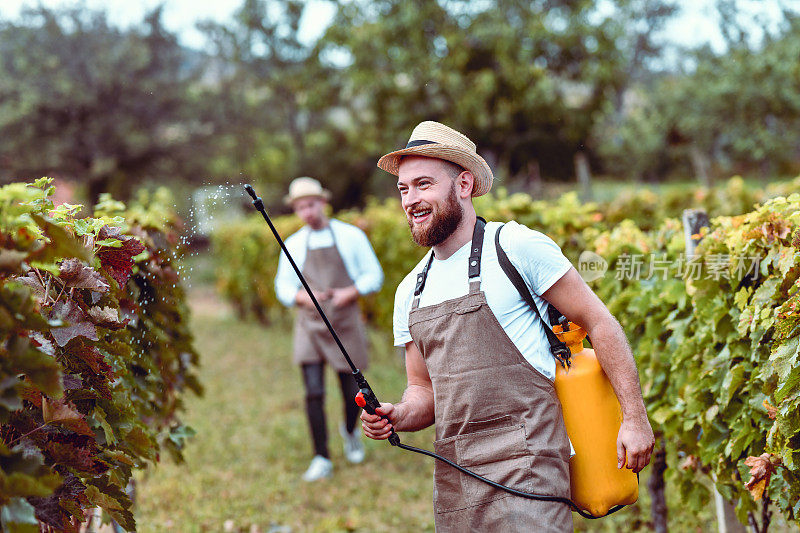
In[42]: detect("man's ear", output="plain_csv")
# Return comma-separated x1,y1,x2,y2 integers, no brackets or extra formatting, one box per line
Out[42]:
458,171,475,199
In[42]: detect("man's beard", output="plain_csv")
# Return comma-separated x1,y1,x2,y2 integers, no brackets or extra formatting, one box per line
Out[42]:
408,183,463,247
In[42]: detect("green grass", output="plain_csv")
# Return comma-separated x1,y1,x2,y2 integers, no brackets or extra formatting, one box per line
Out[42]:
134,288,793,532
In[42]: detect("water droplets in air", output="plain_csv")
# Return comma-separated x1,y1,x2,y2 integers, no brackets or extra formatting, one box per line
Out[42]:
172,182,248,290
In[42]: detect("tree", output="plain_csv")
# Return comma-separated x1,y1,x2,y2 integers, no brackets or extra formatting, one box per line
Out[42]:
593,3,800,183
0,6,213,202
673,10,800,179
318,0,677,189
196,0,372,209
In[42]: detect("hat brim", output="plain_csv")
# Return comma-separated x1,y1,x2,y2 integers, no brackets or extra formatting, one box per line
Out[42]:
377,144,493,197
283,190,331,206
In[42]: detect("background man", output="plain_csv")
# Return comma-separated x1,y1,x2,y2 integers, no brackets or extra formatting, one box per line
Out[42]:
361,122,654,531
275,177,383,482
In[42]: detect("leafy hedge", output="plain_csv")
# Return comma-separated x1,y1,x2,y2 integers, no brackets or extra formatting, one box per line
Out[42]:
655,195,799,523
214,176,792,328
0,179,200,532
584,195,800,525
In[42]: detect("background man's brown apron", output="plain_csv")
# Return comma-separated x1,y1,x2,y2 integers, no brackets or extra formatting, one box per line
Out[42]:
293,228,368,372
408,220,572,532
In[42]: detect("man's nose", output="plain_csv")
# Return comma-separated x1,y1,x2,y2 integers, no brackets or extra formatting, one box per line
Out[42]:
402,189,418,210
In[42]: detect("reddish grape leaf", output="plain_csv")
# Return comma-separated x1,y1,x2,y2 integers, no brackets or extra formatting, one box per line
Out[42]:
96,226,122,240
14,271,47,299
19,385,42,408
757,219,791,244
96,226,146,287
49,300,98,347
75,344,112,377
744,453,781,501
42,439,96,472
87,305,125,329
29,471,88,530
118,298,139,326
679,455,700,471
41,397,94,437
58,258,109,293
61,374,82,391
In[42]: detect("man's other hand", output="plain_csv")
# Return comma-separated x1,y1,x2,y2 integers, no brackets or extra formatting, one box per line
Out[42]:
617,415,655,473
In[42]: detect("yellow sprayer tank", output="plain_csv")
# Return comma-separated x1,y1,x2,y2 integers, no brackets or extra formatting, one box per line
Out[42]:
553,322,638,517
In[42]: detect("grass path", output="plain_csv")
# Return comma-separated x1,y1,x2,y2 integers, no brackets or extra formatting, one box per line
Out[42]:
134,288,727,532
134,289,436,532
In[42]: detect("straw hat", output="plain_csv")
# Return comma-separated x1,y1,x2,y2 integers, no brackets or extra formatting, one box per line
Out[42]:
283,177,331,205
377,121,494,197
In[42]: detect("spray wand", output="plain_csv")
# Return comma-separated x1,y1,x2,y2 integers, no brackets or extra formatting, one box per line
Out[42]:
243,184,399,446
243,184,623,519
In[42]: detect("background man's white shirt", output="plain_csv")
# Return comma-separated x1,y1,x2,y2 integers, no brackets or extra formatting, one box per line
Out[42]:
275,218,384,307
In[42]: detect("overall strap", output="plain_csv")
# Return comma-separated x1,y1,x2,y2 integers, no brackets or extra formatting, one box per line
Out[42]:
304,222,337,252
494,224,572,368
412,218,487,308
467,217,486,293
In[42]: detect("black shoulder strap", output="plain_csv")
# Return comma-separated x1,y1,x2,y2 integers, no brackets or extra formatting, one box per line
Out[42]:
494,224,572,368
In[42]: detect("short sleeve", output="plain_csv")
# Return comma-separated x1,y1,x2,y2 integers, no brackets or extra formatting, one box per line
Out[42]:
392,272,416,347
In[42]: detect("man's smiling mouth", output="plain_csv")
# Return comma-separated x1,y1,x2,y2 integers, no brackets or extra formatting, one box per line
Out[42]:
410,208,432,223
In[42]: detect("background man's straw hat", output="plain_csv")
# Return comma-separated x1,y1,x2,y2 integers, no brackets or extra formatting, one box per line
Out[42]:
377,121,494,197
283,177,331,205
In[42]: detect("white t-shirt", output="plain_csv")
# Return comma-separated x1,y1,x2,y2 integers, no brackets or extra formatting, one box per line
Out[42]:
393,220,572,381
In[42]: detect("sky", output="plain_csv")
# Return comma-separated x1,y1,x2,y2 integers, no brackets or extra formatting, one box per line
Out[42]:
0,0,790,52
0,0,337,47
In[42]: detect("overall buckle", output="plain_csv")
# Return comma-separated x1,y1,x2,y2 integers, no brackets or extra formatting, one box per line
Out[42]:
551,342,572,369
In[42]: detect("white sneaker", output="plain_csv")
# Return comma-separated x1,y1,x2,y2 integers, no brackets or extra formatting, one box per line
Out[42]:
340,423,365,464
302,455,332,482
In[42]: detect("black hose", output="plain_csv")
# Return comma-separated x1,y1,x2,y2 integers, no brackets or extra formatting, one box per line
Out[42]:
396,442,626,520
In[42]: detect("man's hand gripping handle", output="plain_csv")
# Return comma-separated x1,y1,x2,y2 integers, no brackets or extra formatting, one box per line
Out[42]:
353,371,400,446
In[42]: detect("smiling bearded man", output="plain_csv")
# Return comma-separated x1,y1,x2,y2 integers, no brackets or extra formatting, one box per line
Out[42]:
360,121,655,532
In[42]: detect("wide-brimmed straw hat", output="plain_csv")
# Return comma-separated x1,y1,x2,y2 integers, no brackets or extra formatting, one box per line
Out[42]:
377,121,494,197
283,177,331,205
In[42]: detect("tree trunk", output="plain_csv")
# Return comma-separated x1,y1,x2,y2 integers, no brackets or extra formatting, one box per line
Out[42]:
747,495,772,533
647,436,668,533
574,150,593,202
87,174,112,209
526,159,543,199
689,144,712,188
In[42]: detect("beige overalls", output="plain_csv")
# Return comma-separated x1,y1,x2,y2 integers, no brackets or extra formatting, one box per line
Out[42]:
408,219,572,532
292,226,368,372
